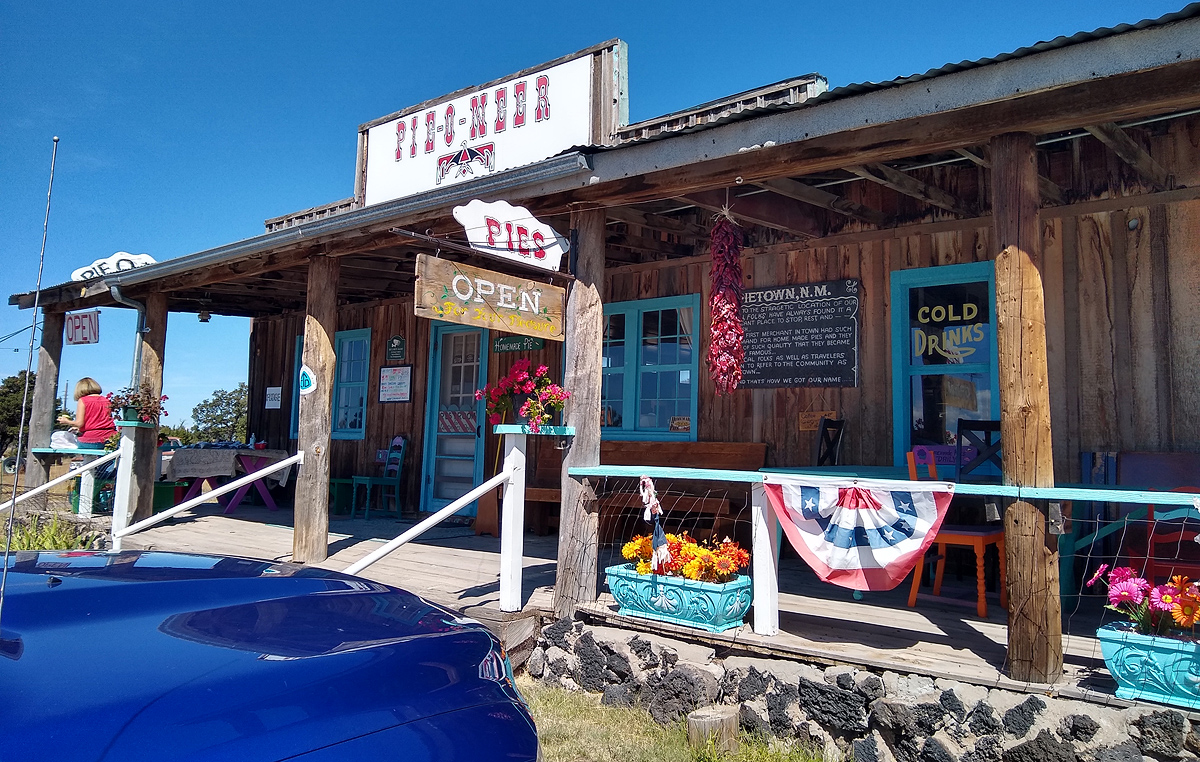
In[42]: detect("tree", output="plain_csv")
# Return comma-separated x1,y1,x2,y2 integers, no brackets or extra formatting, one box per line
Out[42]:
191,383,248,443
0,372,37,456
159,422,198,446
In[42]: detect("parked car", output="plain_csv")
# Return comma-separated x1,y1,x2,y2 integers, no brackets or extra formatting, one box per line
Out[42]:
0,550,538,761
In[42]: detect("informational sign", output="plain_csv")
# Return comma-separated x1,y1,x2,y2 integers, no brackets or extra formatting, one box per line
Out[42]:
64,310,100,345
362,52,601,206
797,410,838,431
298,365,317,396
379,365,413,403
414,254,566,342
386,335,406,361
453,199,568,272
264,387,282,409
741,279,860,388
71,251,157,282
668,416,691,434
493,336,545,353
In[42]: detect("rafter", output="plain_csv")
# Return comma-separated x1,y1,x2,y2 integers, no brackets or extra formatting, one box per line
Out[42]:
953,148,1065,205
845,164,974,216
755,177,890,226
606,231,694,259
605,207,709,239
678,188,822,238
1084,122,1173,191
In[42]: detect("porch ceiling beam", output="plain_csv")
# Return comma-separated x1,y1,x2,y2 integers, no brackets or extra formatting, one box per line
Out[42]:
605,232,694,259
678,188,822,238
845,164,974,216
952,148,1066,205
755,177,890,227
604,207,709,239
1084,122,1173,191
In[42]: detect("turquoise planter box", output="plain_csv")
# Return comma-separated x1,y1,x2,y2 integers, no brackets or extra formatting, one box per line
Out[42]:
1097,622,1200,709
605,564,752,634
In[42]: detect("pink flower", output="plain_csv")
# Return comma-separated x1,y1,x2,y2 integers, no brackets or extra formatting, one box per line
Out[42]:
522,381,535,394
536,365,549,377
488,413,501,425
474,389,484,401
1109,567,1138,584
1086,563,1109,588
1109,579,1146,607
1151,585,1181,612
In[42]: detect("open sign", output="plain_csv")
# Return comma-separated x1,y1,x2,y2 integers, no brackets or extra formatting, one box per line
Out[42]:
64,311,100,345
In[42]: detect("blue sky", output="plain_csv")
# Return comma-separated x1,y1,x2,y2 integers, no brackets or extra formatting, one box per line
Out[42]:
0,0,1183,428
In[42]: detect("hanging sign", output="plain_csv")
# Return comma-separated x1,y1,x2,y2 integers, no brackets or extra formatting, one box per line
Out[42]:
493,335,545,353
71,251,157,282
452,199,568,272
414,254,565,342
265,387,282,409
298,365,317,396
64,310,101,345
740,279,860,388
798,410,839,431
386,335,407,361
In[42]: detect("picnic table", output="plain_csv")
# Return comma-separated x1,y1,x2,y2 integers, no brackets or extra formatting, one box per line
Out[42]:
165,448,292,513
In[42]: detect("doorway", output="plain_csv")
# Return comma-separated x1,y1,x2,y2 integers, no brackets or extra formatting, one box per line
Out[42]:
420,323,489,515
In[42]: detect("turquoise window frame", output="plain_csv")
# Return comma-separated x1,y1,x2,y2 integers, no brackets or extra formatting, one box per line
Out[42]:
602,293,701,442
289,335,303,440
889,262,999,467
331,328,371,441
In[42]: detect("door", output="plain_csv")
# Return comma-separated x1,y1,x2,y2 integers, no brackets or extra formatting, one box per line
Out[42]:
890,262,999,469
421,324,489,515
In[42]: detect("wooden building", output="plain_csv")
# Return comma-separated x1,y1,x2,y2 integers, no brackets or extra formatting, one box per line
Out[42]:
12,9,1200,683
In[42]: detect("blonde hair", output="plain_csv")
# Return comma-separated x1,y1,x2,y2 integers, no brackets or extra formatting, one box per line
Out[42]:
74,377,102,400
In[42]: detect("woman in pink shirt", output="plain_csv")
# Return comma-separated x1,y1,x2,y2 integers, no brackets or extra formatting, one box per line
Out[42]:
57,377,117,449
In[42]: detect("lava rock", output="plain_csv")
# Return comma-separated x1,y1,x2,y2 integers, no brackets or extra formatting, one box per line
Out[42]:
601,683,635,707
1001,696,1045,738
542,618,575,650
837,672,858,691
1134,710,1186,757
853,734,882,762
913,703,946,736
967,705,1003,737
628,635,658,669
739,666,770,702
857,673,887,701
922,737,957,762
544,645,574,677
646,663,718,724
740,699,770,735
1000,729,1075,762
1096,740,1144,762
572,632,607,692
767,683,801,737
961,736,1002,762
940,690,968,722
798,677,869,733
526,646,545,679
1060,714,1100,743
871,699,917,738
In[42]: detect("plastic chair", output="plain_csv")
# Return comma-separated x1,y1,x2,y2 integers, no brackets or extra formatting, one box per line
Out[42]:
351,436,406,519
815,417,845,467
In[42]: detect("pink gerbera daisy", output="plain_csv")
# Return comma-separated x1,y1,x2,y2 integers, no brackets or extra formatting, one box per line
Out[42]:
1109,566,1138,584
1151,585,1181,612
1108,579,1146,607
1086,564,1110,588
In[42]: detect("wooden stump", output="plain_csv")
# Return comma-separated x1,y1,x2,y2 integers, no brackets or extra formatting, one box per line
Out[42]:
687,705,739,754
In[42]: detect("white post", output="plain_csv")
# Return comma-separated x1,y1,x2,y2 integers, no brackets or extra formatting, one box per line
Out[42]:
110,424,138,551
77,453,99,517
750,481,779,636
498,432,527,612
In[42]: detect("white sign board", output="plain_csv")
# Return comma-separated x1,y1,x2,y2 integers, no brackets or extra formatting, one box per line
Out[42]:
71,251,157,282
452,199,568,272
379,366,413,403
64,310,100,345
363,55,593,206
264,387,282,409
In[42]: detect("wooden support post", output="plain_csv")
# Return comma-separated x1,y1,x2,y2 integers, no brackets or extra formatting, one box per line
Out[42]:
751,482,779,635
294,254,339,563
24,310,64,505
687,706,739,754
131,293,167,523
110,423,138,550
554,206,605,619
499,432,527,612
991,132,1062,683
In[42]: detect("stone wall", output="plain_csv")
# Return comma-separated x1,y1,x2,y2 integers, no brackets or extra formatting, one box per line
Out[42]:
526,617,1200,762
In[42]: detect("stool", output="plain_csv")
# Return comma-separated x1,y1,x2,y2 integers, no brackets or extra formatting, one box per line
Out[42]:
908,526,1007,618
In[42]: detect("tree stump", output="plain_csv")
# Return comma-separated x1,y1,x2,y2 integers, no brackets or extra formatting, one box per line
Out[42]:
687,705,739,754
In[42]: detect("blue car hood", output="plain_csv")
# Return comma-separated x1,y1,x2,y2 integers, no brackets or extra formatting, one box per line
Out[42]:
0,551,532,762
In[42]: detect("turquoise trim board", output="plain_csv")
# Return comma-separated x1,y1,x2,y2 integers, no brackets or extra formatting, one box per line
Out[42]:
889,262,1000,468
290,335,302,440
605,564,752,633
493,425,576,436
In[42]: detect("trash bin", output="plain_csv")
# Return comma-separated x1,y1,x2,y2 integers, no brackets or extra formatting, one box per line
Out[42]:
153,481,188,513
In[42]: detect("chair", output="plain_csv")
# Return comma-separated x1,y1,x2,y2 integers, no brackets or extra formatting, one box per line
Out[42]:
1142,487,1200,585
906,449,1007,618
351,436,406,519
815,417,845,467
956,419,1002,483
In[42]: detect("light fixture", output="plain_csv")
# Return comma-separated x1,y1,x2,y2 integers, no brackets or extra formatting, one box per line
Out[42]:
198,310,211,323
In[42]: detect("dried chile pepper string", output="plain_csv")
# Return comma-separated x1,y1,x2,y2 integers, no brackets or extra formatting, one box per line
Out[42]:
707,213,745,396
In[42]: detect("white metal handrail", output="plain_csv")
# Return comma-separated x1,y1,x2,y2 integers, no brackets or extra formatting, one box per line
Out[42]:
2,449,121,512
112,451,305,550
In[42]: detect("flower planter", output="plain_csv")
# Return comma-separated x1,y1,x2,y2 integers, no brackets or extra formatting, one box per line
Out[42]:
121,406,140,422
604,563,752,633
1097,622,1200,709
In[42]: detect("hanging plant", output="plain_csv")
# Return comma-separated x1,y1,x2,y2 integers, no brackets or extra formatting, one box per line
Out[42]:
707,210,745,396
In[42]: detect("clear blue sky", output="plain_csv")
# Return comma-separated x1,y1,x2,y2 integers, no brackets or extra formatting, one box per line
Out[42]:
0,0,1184,428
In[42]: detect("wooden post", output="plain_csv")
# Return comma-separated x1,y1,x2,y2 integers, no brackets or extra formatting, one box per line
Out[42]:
294,254,338,563
991,131,1062,683
499,432,527,612
687,706,739,754
24,310,64,503
131,293,167,523
750,482,780,635
554,206,605,619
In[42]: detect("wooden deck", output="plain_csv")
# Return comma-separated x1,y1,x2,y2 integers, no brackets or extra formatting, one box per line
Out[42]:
121,502,1122,705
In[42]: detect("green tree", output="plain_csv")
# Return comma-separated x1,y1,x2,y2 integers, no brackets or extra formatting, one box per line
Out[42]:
191,383,248,443
0,372,37,456
159,422,198,445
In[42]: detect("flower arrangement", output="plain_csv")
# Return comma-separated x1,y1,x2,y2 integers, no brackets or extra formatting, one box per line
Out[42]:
622,531,750,584
1088,564,1200,637
106,383,169,424
475,358,569,434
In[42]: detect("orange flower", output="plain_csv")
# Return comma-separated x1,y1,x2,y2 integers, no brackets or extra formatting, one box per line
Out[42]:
713,555,736,576
1172,575,1191,592
1172,596,1199,628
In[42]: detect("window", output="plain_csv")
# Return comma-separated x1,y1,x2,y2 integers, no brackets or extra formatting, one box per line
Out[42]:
290,335,303,439
332,328,371,440
602,294,699,441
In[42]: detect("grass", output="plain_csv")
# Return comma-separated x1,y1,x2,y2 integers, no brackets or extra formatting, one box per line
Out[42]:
4,512,100,551
516,674,823,762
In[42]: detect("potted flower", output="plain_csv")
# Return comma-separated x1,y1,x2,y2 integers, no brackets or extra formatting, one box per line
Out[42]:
106,384,169,425
475,358,569,434
1089,565,1200,709
605,532,752,633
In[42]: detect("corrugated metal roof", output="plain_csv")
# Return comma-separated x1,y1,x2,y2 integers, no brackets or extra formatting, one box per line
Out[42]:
615,2,1200,145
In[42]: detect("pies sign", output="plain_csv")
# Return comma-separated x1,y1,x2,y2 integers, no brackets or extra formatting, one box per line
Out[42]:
452,199,568,272
71,251,157,282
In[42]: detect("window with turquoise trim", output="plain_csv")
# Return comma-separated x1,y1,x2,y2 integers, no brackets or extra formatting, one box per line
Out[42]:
289,335,302,439
602,295,699,440
332,328,371,440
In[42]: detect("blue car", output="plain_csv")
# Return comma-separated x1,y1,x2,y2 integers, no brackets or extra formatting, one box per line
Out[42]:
0,551,538,761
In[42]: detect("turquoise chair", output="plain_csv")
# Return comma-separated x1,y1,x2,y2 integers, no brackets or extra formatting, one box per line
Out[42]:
351,436,407,519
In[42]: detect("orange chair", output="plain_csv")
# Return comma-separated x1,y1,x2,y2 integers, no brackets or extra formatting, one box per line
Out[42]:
905,451,1007,618
1142,487,1200,585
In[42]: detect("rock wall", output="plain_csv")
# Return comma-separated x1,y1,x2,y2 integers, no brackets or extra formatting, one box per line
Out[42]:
526,617,1200,762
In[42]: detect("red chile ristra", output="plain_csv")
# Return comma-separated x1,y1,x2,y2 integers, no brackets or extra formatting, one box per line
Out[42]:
707,215,745,396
